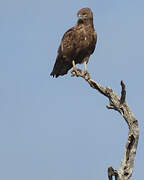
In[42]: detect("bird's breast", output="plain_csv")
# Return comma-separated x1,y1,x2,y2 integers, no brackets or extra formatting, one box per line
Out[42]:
75,26,95,53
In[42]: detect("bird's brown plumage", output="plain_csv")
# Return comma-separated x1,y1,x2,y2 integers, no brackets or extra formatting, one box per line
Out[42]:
50,8,97,78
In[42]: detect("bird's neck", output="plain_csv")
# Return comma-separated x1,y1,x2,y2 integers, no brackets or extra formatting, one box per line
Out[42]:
77,19,94,29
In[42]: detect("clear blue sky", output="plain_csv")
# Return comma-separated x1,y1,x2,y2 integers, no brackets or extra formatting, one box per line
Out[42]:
0,0,144,180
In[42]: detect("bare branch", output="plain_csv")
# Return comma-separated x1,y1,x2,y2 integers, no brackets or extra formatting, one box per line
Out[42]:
72,69,139,180
108,167,118,180
120,80,126,104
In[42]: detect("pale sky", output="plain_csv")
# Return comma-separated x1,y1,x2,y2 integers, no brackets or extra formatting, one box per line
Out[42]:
0,0,144,180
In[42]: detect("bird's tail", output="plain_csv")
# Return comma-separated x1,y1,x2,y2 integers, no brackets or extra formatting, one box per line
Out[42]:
50,56,73,78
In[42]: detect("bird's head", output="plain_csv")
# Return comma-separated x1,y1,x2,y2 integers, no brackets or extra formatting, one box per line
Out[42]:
77,8,93,24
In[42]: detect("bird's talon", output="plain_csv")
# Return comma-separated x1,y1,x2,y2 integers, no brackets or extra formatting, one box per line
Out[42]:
76,68,82,73
84,71,91,79
71,67,83,76
71,71,76,76
84,70,88,75
71,68,77,76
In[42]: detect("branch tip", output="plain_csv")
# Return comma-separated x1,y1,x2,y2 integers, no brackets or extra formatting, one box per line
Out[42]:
108,167,118,180
120,80,126,104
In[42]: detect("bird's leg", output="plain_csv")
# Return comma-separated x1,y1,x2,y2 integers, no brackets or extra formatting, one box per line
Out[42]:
71,60,82,76
84,61,91,79
84,61,88,74
71,60,77,76
72,60,76,71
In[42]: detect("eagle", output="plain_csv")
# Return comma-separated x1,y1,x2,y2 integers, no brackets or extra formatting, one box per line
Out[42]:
50,8,97,78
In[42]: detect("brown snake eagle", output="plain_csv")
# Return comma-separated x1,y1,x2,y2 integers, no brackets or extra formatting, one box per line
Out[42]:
50,8,97,78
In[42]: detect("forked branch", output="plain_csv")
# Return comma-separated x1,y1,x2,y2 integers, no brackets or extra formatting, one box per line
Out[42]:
71,69,139,180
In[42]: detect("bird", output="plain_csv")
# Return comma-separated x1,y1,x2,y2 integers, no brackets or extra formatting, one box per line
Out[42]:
50,8,97,78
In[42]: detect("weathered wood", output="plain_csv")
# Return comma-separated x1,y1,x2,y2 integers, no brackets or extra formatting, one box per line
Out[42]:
71,69,139,180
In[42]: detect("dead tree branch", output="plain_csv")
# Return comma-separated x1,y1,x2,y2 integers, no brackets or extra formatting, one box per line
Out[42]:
71,69,139,180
